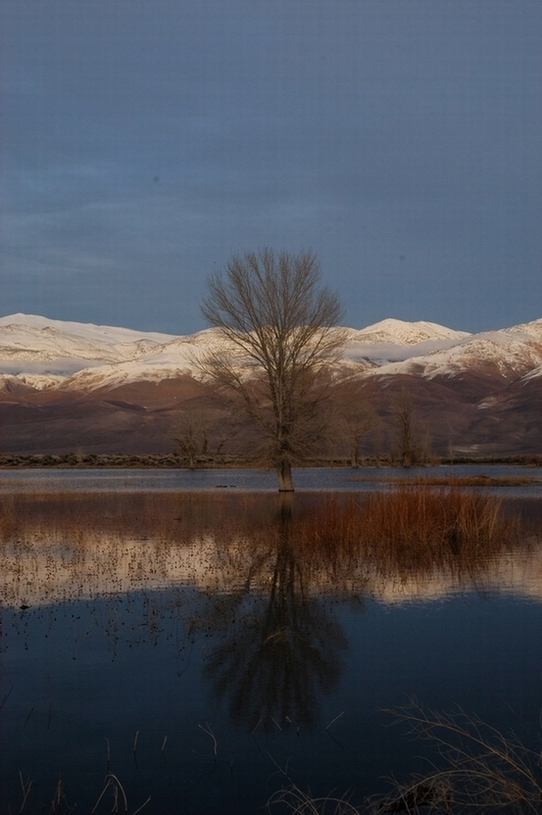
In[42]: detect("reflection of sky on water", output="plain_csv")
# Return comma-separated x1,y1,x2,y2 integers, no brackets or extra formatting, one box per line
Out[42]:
1,488,542,813
3,535,542,609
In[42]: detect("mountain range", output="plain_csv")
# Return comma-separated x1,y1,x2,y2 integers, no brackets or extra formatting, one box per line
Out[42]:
0,313,540,458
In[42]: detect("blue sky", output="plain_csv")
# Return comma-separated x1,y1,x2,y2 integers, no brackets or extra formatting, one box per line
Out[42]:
1,0,541,334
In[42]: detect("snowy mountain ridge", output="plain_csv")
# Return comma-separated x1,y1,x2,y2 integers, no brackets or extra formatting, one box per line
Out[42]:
0,313,541,393
372,319,542,382
0,313,176,345
347,317,469,346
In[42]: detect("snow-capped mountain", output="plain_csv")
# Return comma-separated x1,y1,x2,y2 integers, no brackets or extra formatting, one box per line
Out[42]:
60,332,226,392
371,318,542,382
0,313,175,346
0,313,474,392
0,314,176,378
342,319,470,367
0,313,541,394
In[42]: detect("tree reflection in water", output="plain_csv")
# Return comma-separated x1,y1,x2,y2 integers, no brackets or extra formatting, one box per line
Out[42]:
202,496,347,732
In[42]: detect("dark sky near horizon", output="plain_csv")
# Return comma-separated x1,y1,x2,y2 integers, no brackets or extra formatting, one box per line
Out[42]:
1,0,541,335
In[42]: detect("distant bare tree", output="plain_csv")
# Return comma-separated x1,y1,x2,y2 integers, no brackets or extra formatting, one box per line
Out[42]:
172,408,209,469
329,377,378,467
200,249,345,491
212,415,240,457
172,405,240,467
391,390,428,467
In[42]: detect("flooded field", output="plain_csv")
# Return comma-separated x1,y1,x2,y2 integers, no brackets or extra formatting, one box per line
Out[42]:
1,474,542,813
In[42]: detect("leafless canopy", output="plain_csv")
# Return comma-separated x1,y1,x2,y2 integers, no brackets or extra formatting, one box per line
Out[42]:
200,248,345,490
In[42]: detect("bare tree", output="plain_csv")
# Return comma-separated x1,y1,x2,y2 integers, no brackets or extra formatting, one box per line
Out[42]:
200,249,345,491
172,407,209,469
329,377,378,467
172,404,240,466
391,390,428,467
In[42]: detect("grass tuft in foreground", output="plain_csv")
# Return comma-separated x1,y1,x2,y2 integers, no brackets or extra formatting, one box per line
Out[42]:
373,700,542,814
269,701,542,814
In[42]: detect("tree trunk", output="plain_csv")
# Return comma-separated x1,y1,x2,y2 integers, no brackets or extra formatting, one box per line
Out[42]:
350,439,359,468
277,460,294,492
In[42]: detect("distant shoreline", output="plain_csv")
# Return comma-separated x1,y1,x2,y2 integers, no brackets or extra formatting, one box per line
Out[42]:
0,453,541,469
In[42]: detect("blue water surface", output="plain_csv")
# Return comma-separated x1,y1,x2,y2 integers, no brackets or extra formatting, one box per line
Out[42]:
0,463,541,495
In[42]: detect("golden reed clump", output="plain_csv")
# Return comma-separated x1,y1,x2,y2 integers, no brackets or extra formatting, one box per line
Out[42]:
293,489,521,573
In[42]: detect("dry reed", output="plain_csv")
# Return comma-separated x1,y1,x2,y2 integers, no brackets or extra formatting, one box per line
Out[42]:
348,475,540,487
270,700,542,814
371,700,542,814
294,489,520,574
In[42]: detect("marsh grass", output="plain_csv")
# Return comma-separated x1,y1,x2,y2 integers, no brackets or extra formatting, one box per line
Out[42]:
0,490,278,543
269,784,360,814
0,487,526,553
348,474,541,487
12,771,151,815
293,489,521,574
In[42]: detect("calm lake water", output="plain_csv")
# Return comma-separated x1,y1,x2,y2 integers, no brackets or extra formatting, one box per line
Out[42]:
0,463,541,494
1,471,542,814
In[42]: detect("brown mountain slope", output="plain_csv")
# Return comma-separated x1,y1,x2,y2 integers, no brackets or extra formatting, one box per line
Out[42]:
0,377,210,455
0,369,539,459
